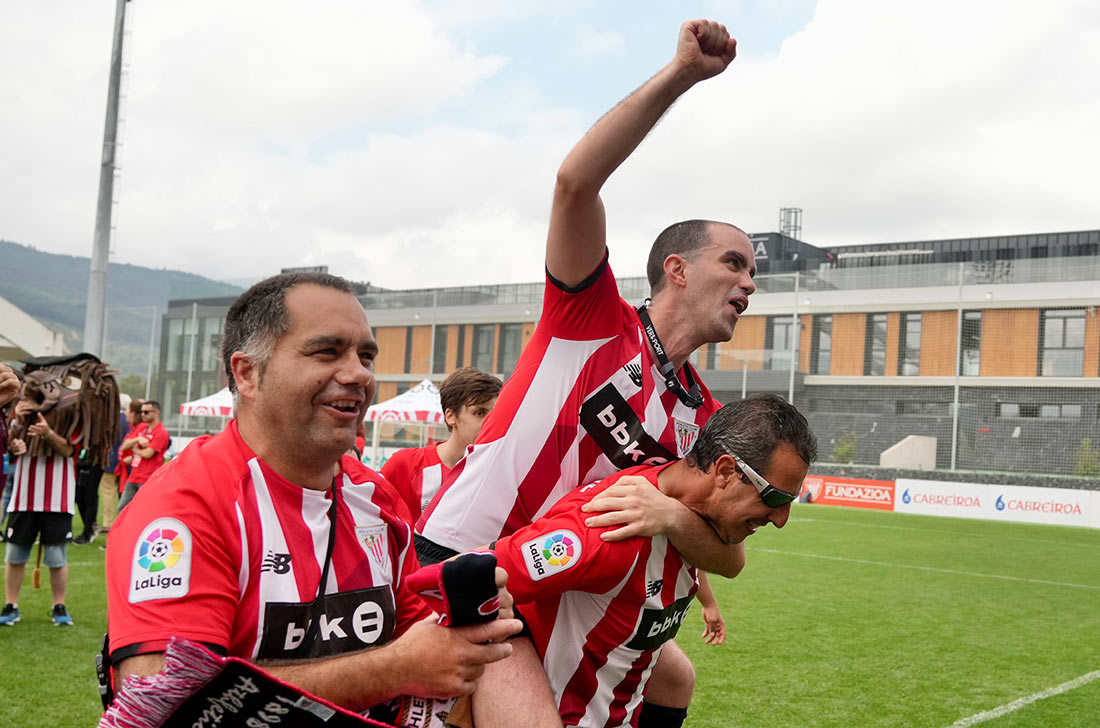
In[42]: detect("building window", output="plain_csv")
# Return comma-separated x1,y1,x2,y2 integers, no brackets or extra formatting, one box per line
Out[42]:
201,317,222,372
455,326,466,369
165,318,183,372
1040,309,1085,376
765,316,794,371
1000,402,1082,419
403,327,414,373
811,315,832,375
472,324,495,372
960,311,981,376
898,313,921,376
864,314,888,375
432,325,449,374
497,324,523,377
704,343,718,370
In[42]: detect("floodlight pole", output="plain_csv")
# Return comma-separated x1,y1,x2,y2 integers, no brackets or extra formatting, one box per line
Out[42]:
83,0,130,357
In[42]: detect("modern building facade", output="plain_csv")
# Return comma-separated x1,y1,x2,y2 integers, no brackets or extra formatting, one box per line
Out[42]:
155,229,1100,477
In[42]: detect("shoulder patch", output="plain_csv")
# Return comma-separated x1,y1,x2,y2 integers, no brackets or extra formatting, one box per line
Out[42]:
521,529,582,582
129,517,193,604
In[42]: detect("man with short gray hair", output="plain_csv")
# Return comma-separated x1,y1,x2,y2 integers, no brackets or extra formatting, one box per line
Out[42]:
106,272,520,722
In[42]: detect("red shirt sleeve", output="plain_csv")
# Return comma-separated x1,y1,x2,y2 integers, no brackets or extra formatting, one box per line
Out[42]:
539,254,626,340
148,424,171,454
494,487,639,604
106,456,241,658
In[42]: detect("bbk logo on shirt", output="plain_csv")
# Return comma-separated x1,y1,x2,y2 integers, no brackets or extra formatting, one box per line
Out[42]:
521,529,582,582
579,385,675,470
256,586,396,660
128,517,193,604
625,594,694,651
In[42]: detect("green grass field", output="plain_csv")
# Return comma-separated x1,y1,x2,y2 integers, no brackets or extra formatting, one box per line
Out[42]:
1,504,1098,727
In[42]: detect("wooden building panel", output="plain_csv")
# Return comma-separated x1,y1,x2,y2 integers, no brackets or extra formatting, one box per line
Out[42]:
443,325,459,375
884,312,900,376
830,313,866,376
799,314,812,373
981,309,1039,377
374,327,407,375
461,325,473,368
920,310,958,377
408,326,433,375
374,381,398,404
522,322,536,349
724,315,767,370
1085,307,1100,377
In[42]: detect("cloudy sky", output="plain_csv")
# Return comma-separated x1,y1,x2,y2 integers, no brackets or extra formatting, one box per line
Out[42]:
1,0,1097,289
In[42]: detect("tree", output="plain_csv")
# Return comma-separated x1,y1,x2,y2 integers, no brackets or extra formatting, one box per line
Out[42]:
834,432,858,464
1075,438,1099,478
117,373,146,400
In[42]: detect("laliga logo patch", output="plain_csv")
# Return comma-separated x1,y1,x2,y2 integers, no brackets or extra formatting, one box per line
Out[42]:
129,517,192,604
521,529,581,582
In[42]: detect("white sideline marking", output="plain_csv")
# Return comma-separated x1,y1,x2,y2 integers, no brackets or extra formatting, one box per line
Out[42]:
946,669,1100,727
751,548,1100,591
788,516,1099,548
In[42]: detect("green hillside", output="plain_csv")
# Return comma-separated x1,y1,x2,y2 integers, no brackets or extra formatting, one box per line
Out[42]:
0,239,242,375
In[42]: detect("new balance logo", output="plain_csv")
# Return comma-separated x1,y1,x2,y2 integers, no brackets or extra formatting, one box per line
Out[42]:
261,551,292,574
623,362,643,387
646,579,663,598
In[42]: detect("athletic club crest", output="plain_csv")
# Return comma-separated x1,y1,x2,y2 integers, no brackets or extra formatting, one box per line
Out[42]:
673,418,700,458
357,525,389,573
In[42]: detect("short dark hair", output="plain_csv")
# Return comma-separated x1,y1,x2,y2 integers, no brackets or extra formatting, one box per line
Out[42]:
143,401,161,413
688,394,817,474
221,272,358,394
439,367,503,431
646,219,745,294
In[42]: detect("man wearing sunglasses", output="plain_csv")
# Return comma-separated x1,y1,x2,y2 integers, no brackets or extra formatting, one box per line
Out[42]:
490,394,816,727
118,401,169,510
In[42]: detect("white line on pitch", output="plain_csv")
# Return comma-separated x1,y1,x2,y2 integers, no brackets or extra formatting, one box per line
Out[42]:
750,548,1100,590
946,669,1100,727
788,516,1098,548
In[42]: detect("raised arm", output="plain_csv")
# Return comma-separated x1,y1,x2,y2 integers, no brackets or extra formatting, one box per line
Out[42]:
546,19,737,287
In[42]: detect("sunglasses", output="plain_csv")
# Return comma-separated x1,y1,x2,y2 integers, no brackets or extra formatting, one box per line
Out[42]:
731,454,800,507
141,410,154,414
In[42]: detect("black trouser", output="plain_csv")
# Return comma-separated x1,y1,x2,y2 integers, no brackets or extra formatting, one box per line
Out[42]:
75,464,103,538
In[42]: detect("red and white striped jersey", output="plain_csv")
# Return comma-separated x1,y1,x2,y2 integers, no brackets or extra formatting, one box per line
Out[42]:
106,419,430,664
494,464,698,728
8,452,78,514
419,256,720,551
380,444,448,525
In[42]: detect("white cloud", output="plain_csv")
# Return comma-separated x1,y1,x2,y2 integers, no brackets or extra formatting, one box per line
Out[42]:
0,0,1096,292
572,27,627,60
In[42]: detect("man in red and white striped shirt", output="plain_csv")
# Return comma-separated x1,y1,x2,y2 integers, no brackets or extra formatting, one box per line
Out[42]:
3,397,81,627
106,273,521,720
493,396,816,727
417,19,752,727
382,367,501,525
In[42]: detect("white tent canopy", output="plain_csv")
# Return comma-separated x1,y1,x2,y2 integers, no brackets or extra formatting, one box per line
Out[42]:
179,387,233,417
365,379,443,466
365,379,444,423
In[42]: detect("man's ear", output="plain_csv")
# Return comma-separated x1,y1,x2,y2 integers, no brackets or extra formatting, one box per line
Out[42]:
662,254,689,289
444,407,458,429
230,352,260,401
712,453,739,489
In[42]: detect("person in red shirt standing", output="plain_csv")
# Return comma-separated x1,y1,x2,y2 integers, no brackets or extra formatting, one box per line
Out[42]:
118,401,168,510
382,368,501,525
